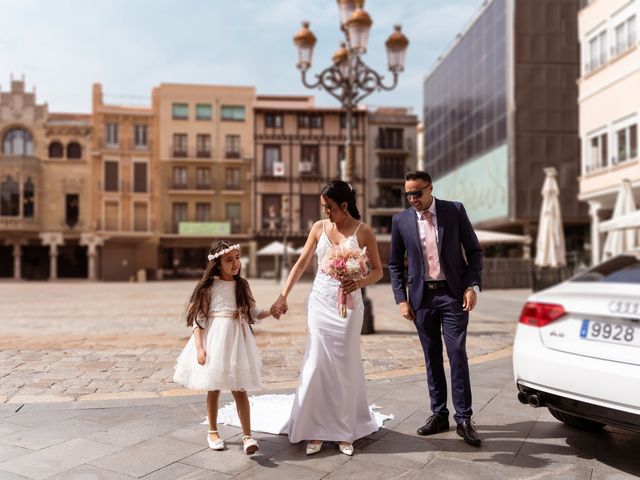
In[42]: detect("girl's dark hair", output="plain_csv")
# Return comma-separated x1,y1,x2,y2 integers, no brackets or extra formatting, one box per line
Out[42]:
320,180,361,220
185,241,256,328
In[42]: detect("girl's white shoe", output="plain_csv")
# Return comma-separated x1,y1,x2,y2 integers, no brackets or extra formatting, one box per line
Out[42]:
306,441,323,455
242,435,259,455
338,442,354,456
207,430,224,450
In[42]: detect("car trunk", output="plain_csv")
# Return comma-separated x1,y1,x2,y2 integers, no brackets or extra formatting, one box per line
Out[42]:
535,283,640,366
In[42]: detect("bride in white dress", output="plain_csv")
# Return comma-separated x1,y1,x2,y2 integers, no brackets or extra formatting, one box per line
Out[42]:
270,181,384,456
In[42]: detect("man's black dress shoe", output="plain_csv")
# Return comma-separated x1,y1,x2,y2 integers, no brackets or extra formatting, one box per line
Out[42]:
417,414,449,436
456,419,481,446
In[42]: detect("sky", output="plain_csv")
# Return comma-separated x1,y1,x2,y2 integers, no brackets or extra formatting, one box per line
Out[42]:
1,0,482,119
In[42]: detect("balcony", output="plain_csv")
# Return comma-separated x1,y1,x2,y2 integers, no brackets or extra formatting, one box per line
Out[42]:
168,178,217,192
225,150,241,159
370,196,404,209
169,146,213,160
375,165,406,180
375,137,412,152
0,216,39,231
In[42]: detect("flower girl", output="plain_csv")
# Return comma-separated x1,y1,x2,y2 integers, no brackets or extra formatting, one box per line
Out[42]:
174,241,271,454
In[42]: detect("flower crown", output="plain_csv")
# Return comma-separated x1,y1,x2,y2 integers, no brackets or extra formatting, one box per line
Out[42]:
208,244,240,262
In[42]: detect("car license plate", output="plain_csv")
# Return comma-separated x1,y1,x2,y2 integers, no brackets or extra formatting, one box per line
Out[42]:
580,319,640,347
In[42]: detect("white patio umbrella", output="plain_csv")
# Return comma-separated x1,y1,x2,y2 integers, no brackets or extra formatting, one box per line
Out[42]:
535,167,567,267
257,241,296,281
602,179,638,260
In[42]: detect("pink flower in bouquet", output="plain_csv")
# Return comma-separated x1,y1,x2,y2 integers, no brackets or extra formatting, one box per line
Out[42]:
320,245,369,317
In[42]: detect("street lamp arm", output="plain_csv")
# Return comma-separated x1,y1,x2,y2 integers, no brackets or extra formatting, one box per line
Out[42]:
351,57,399,104
300,65,349,105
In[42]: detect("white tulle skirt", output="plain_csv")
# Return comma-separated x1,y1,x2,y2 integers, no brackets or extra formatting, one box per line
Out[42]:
173,314,262,392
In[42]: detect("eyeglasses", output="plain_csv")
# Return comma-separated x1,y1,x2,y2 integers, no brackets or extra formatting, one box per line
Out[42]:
404,187,429,199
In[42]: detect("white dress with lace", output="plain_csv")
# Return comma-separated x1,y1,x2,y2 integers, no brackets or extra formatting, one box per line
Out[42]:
173,279,263,392
284,221,379,442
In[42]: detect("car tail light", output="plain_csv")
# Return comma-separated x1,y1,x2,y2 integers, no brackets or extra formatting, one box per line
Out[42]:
519,302,566,327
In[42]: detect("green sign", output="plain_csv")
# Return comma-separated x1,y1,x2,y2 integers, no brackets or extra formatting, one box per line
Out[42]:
433,144,509,224
178,222,231,235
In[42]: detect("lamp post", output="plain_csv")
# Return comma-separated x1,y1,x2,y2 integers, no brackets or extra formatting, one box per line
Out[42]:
293,0,409,334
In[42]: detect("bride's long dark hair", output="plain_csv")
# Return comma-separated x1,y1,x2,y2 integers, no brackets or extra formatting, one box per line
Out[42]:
320,181,361,219
185,241,255,327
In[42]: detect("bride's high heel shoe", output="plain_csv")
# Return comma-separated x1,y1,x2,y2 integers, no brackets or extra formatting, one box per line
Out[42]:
207,430,224,450
338,442,354,456
306,441,323,455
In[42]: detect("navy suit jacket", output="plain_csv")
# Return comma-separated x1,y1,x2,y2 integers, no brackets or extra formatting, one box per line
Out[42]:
388,198,483,310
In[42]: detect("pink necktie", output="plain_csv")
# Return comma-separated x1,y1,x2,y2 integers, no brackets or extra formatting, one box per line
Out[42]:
423,211,441,279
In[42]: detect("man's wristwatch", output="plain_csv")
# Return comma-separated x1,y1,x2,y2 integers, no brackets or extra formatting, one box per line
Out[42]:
468,285,480,294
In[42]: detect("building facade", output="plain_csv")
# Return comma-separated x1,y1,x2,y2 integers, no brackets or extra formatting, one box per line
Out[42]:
366,107,418,235
578,0,640,264
92,84,158,281
0,78,93,280
423,0,588,262
152,83,255,278
252,95,367,277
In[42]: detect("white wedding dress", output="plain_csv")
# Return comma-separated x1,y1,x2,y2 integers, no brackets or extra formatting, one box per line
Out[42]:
217,222,389,442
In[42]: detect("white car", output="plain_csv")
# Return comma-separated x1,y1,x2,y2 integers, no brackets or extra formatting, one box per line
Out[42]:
513,250,640,432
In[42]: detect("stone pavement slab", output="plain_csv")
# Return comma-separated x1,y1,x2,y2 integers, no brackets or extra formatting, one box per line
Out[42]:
0,357,638,479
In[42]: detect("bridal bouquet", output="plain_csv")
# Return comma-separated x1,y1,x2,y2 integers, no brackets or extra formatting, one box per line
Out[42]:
320,245,368,317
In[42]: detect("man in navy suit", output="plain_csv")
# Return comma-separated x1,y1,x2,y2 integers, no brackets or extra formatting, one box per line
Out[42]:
389,170,483,446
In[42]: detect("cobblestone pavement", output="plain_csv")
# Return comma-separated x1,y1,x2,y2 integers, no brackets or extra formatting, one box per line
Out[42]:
0,280,530,403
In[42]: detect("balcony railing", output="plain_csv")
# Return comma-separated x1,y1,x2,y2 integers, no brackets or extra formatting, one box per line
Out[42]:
371,197,404,208
169,146,213,159
375,137,412,151
376,166,406,179
225,150,241,159
0,216,39,231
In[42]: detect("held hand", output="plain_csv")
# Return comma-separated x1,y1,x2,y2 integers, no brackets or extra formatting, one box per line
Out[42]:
271,295,288,318
462,288,477,312
196,347,207,365
341,278,361,295
399,301,416,322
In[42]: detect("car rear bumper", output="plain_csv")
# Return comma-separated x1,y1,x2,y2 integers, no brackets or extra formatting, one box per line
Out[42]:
513,324,640,430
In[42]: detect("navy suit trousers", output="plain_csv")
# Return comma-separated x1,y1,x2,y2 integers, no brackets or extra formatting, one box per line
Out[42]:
414,284,472,424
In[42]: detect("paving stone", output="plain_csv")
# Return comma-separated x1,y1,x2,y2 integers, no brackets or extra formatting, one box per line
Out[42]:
141,462,231,480
89,437,204,478
234,460,326,480
46,464,136,480
323,456,420,479
3,417,106,451
0,438,120,480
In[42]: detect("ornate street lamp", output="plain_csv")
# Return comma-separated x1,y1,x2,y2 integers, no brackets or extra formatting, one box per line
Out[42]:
293,0,409,333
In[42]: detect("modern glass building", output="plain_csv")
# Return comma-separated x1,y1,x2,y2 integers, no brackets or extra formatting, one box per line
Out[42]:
423,0,587,247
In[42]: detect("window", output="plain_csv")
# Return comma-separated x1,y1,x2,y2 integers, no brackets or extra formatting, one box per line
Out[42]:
300,145,319,175
172,103,188,120
587,133,607,172
587,30,607,72
172,167,188,189
2,128,33,156
172,202,188,232
615,123,638,163
48,141,63,158
196,134,211,158
225,134,241,158
105,123,118,147
65,194,79,228
614,16,637,56
104,201,119,231
265,112,283,128
104,161,119,192
221,105,245,121
377,128,404,149
23,178,34,217
226,203,241,233
196,103,212,120
301,195,319,231
134,124,148,148
173,133,188,157
340,113,358,129
263,145,282,175
0,176,19,216
298,113,323,129
378,156,405,178
225,167,241,189
67,142,82,159
133,202,148,231
196,167,211,190
196,203,211,222
133,162,148,193
262,195,282,230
